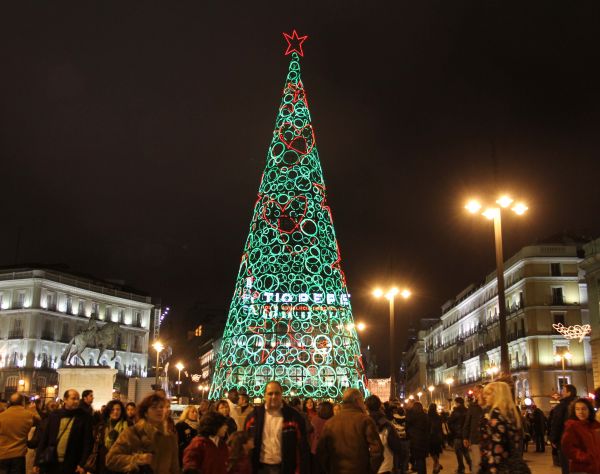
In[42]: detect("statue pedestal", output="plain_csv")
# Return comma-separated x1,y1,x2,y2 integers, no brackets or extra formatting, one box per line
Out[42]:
57,367,118,411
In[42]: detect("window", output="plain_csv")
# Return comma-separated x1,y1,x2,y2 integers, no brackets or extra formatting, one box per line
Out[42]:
61,323,70,342
16,292,25,309
134,312,141,327
106,306,111,320
66,296,72,314
78,301,85,316
91,303,99,318
0,293,3,309
553,313,566,326
46,293,55,311
552,287,564,305
558,375,570,391
133,336,141,353
551,263,562,277
119,309,125,324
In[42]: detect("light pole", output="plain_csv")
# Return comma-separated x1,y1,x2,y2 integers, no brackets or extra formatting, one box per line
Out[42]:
373,286,411,400
554,352,572,390
445,377,454,410
466,196,528,376
152,341,164,387
417,391,422,402
428,385,435,404
486,366,499,381
175,362,184,401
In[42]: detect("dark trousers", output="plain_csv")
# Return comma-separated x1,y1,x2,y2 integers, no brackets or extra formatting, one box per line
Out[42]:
453,438,472,473
535,433,545,452
414,457,426,474
258,463,282,474
0,457,25,474
559,448,569,474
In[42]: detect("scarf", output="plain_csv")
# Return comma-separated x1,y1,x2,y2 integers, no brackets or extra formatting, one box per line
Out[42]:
185,419,199,431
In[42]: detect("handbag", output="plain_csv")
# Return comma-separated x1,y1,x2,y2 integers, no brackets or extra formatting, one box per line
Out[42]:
37,416,74,467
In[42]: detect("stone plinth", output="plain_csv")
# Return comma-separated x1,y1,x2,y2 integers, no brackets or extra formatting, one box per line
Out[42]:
57,367,118,410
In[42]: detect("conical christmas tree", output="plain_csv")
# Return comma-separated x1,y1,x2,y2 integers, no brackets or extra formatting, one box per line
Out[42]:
209,31,367,400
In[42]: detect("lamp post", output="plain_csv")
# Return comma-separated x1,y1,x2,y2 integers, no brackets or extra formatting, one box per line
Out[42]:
554,352,572,390
465,196,528,376
445,377,454,410
175,362,184,401
417,391,422,402
152,341,164,387
486,366,500,381
373,286,411,400
428,385,435,404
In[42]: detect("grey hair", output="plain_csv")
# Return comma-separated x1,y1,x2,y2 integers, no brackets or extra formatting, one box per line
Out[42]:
342,388,363,406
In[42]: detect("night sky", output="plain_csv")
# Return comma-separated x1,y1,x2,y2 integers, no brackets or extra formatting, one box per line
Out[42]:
2,2,599,375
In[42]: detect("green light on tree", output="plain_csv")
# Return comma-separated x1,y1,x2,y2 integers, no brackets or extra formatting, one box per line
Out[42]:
209,32,367,400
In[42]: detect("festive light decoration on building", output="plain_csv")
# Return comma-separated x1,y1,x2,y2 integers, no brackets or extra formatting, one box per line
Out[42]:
209,32,367,400
552,323,591,342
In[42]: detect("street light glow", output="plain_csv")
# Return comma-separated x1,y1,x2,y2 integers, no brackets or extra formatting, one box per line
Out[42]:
512,202,528,215
385,287,399,299
445,377,454,385
564,352,573,360
496,195,514,208
554,354,562,362
373,288,384,298
400,289,411,299
175,362,184,371
465,199,482,214
482,208,499,220
428,385,435,392
356,322,366,331
152,341,164,352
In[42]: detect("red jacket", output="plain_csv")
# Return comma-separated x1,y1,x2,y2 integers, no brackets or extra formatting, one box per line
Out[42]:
182,436,229,474
561,419,600,474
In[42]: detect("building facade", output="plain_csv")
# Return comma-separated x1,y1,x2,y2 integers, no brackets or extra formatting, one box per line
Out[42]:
581,238,600,387
0,268,153,399
404,329,428,396
422,242,592,411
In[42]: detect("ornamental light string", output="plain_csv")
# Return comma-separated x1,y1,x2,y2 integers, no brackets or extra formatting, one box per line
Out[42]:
208,31,367,400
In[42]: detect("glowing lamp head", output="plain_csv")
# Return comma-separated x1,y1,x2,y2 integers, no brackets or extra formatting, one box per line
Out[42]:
385,287,399,300
400,289,411,299
482,208,499,220
18,379,25,386
554,354,563,362
428,385,435,392
417,391,423,397
524,397,533,406
564,352,573,360
496,195,514,208
373,288,384,298
356,322,366,331
465,200,482,214
512,202,528,215
445,377,454,386
152,341,164,352
175,362,184,371
408,395,414,400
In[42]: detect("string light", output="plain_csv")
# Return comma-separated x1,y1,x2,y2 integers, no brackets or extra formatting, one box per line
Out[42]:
209,42,366,400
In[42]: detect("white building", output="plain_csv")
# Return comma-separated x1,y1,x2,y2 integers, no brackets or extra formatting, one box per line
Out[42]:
422,240,593,411
0,267,153,399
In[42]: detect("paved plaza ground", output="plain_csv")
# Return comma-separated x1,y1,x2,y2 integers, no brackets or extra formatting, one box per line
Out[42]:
431,445,558,473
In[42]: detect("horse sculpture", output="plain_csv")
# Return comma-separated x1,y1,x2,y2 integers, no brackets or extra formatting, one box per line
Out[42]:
61,321,122,366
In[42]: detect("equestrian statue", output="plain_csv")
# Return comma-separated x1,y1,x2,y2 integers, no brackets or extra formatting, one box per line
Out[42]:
60,318,122,366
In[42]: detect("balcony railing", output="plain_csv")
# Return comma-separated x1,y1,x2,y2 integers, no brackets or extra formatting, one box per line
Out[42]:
8,330,24,339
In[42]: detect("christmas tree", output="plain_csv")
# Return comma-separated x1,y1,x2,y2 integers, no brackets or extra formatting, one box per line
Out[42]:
209,31,367,400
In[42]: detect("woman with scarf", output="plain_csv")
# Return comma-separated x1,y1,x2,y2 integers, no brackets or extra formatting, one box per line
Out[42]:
85,400,129,473
561,397,600,474
175,405,199,464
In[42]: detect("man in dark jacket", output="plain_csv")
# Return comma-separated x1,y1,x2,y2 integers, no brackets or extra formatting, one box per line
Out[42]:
245,381,310,474
34,389,93,474
463,386,484,472
532,406,547,452
550,384,577,474
448,397,471,474
317,388,384,474
405,402,430,474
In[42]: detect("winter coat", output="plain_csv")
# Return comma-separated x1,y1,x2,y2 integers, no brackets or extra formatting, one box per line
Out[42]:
532,408,546,435
428,412,444,456
463,402,484,444
480,408,523,474
310,415,329,455
448,405,468,440
405,408,430,459
34,407,93,473
0,405,40,459
175,420,198,462
368,410,402,454
561,419,600,474
549,395,577,446
316,404,384,474
182,436,229,474
245,404,310,474
105,419,179,474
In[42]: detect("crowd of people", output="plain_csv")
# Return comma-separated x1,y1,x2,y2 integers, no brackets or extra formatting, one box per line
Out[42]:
0,381,599,474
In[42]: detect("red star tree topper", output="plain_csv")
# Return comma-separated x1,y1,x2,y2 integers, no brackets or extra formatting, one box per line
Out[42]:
283,29,308,56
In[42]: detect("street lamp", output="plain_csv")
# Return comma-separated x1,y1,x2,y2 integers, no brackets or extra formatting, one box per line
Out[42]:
152,341,164,387
486,366,500,381
175,362,184,400
417,391,423,401
555,352,572,389
356,322,366,332
445,377,454,409
373,286,411,400
465,195,528,376
428,385,435,403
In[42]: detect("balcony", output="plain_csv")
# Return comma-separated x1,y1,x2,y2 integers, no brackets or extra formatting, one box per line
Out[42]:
8,330,24,339
41,332,55,341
